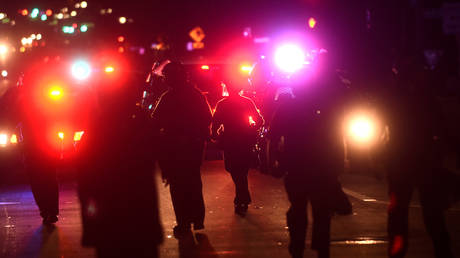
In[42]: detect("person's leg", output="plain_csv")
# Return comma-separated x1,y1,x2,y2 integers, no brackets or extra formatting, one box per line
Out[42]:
311,195,331,258
27,160,59,220
169,181,190,230
189,163,205,230
225,149,252,216
387,174,413,258
285,177,308,258
419,182,454,258
230,169,251,206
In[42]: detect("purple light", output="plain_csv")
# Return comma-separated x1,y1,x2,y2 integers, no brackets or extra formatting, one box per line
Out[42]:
139,47,145,55
186,42,193,51
243,27,252,38
274,44,306,73
254,37,270,44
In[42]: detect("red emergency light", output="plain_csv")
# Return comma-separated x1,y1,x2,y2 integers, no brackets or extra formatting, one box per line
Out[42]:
49,86,64,100
104,66,115,73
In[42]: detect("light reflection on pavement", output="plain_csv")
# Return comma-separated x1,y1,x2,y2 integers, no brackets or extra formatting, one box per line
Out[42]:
0,161,458,257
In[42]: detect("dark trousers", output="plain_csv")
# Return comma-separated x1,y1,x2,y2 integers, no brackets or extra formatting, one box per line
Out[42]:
224,149,252,205
285,176,331,258
164,162,205,228
388,172,453,258
27,160,59,217
229,170,251,205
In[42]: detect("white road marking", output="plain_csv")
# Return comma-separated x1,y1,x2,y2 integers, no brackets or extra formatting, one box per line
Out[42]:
342,187,460,212
331,239,388,245
342,188,389,206
0,202,20,205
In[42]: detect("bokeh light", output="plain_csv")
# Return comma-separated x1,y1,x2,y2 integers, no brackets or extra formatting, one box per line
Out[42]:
274,44,306,73
71,60,91,80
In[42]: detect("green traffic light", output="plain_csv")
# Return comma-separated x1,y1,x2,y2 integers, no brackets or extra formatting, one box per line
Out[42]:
40,14,47,21
80,24,88,32
31,8,39,18
62,26,75,34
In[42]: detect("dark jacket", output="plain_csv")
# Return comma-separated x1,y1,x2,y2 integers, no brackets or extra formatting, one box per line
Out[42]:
212,95,264,150
77,99,163,247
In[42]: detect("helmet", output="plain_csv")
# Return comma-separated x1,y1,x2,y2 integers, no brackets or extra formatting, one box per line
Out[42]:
248,60,273,90
162,61,187,87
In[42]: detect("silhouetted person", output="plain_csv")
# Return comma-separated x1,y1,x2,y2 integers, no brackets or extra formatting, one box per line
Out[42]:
152,61,212,237
382,56,453,258
211,82,263,216
18,62,63,225
76,71,163,257
268,56,346,258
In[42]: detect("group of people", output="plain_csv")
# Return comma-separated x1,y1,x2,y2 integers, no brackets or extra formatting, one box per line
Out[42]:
20,55,456,258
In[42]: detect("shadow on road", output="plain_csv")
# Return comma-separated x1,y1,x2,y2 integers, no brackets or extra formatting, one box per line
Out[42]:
22,224,60,258
178,233,219,258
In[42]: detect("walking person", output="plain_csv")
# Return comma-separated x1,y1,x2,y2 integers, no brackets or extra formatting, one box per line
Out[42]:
211,80,264,216
152,61,212,237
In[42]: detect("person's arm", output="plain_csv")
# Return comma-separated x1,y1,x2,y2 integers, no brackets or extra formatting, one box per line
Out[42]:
199,93,213,140
211,100,224,141
249,98,264,129
150,91,170,130
266,103,287,178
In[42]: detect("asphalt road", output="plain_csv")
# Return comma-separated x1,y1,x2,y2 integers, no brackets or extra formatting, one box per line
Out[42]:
0,160,459,258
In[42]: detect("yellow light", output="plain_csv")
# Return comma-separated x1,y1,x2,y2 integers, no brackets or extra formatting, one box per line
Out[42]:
119,17,127,24
20,46,26,53
308,17,317,29
58,132,64,140
10,134,18,144
74,131,84,141
81,1,88,8
49,87,63,100
349,116,375,143
241,65,253,73
0,45,7,55
70,11,77,17
201,65,210,70
0,134,7,146
249,116,256,126
105,66,114,73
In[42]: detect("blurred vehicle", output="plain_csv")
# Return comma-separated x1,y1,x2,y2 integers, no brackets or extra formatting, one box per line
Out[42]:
0,112,22,173
141,42,386,176
0,52,130,171
0,68,23,174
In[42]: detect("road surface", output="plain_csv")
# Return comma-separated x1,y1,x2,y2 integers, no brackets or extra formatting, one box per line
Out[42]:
0,160,459,257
